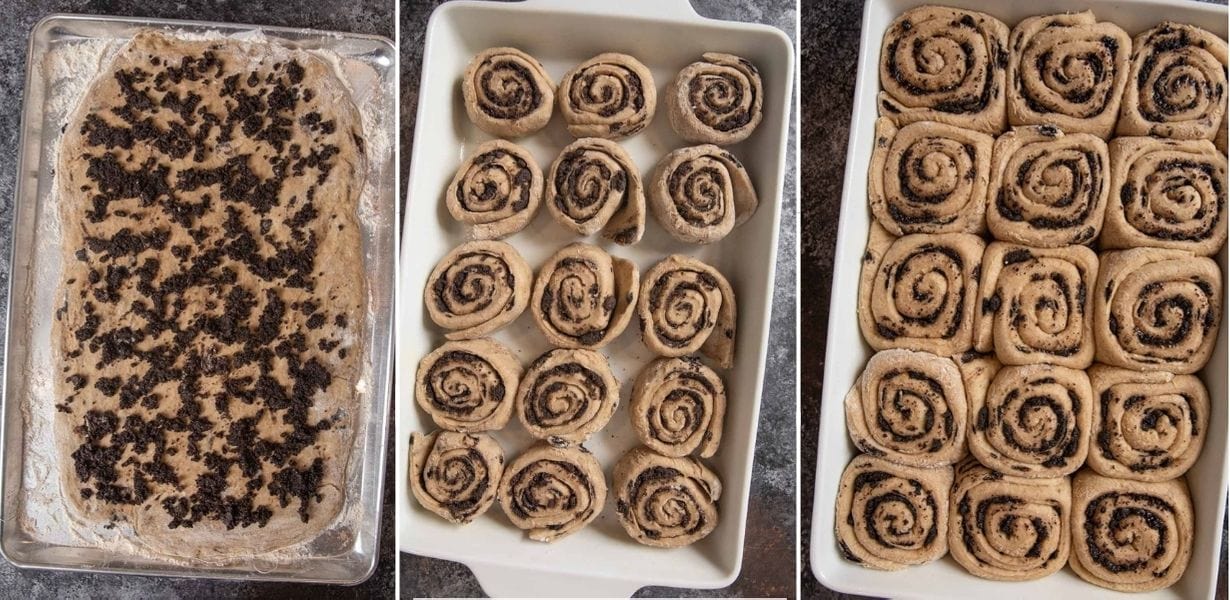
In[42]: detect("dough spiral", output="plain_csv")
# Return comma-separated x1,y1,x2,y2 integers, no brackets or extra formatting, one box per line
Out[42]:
424,240,531,340
558,53,656,140
546,138,645,245
613,447,722,548
1118,23,1229,140
648,145,758,244
498,442,606,543
409,430,504,524
516,348,619,445
666,52,763,145
631,357,726,458
638,255,737,369
462,47,554,138
834,454,952,570
445,140,543,240
415,339,521,432
531,243,638,349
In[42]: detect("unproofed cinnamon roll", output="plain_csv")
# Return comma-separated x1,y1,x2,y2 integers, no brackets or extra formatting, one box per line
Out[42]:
546,138,645,245
558,53,656,140
986,126,1110,247
415,339,522,432
1094,248,1222,374
666,53,763,146
613,447,722,548
516,348,619,445
1069,471,1194,592
868,118,994,235
497,442,606,542
631,357,726,458
844,349,966,468
638,255,737,369
648,145,758,244
409,430,504,524
1007,12,1131,139
1102,137,1228,256
1088,365,1209,482
857,223,984,355
834,454,952,570
531,243,638,349
445,140,542,240
462,47,554,138
424,240,532,340
1118,23,1229,141
948,457,1071,581
973,243,1098,369
968,364,1092,478
878,6,1010,134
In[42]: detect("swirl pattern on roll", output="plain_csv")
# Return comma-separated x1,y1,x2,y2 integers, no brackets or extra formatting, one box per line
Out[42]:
666,53,763,145
546,138,645,245
462,47,554,138
834,454,952,570
948,457,1071,581
1118,23,1229,140
497,443,606,543
409,430,504,524
968,364,1092,478
844,349,967,467
638,255,737,369
649,145,758,244
445,140,542,240
1088,366,1208,482
531,243,638,350
1094,248,1222,373
631,357,726,458
415,339,521,432
973,243,1098,369
1007,12,1131,138
424,241,531,340
987,126,1110,247
1070,471,1194,592
516,348,619,445
1102,137,1227,256
613,447,722,548
558,53,656,140
878,6,1010,134
868,118,993,235
857,223,984,355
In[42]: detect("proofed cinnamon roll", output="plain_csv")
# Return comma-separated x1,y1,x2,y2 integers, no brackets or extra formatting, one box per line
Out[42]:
415,338,521,432
558,53,656,140
648,145,758,244
986,125,1110,247
613,447,722,548
1118,22,1229,140
516,348,619,445
546,138,645,245
878,6,1010,134
497,442,606,542
409,430,504,524
1094,248,1222,373
834,454,952,570
666,53,763,145
630,357,726,458
638,255,737,369
424,240,532,340
531,243,638,349
445,140,543,240
462,47,554,138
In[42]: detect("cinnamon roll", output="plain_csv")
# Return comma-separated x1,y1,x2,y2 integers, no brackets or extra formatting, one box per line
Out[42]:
1088,365,1209,482
546,138,645,245
424,240,532,340
843,349,966,468
973,243,1098,369
648,145,758,244
1069,471,1194,592
857,223,984,355
986,125,1110,247
834,454,952,570
630,357,726,458
638,255,737,369
531,243,638,349
666,53,763,145
867,118,993,235
1094,248,1222,374
1102,137,1227,256
415,339,521,432
968,364,1092,478
516,348,619,445
409,430,504,524
878,6,1010,134
1007,12,1131,138
948,457,1071,581
445,140,542,240
613,447,722,548
1118,22,1229,140
497,442,606,543
558,53,656,140
462,47,554,138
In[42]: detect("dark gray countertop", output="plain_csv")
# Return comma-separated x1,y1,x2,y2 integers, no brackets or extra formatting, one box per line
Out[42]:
0,1,394,598
398,0,798,597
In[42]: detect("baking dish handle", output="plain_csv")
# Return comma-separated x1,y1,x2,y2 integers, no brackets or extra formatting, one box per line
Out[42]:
519,0,700,21
470,563,645,598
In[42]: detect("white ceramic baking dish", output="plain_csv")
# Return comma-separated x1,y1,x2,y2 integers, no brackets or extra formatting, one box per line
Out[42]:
396,0,793,596
809,0,1228,598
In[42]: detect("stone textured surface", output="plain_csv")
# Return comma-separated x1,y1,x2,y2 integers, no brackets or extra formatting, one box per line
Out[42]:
798,1,1228,599
0,2,394,598
399,0,798,597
